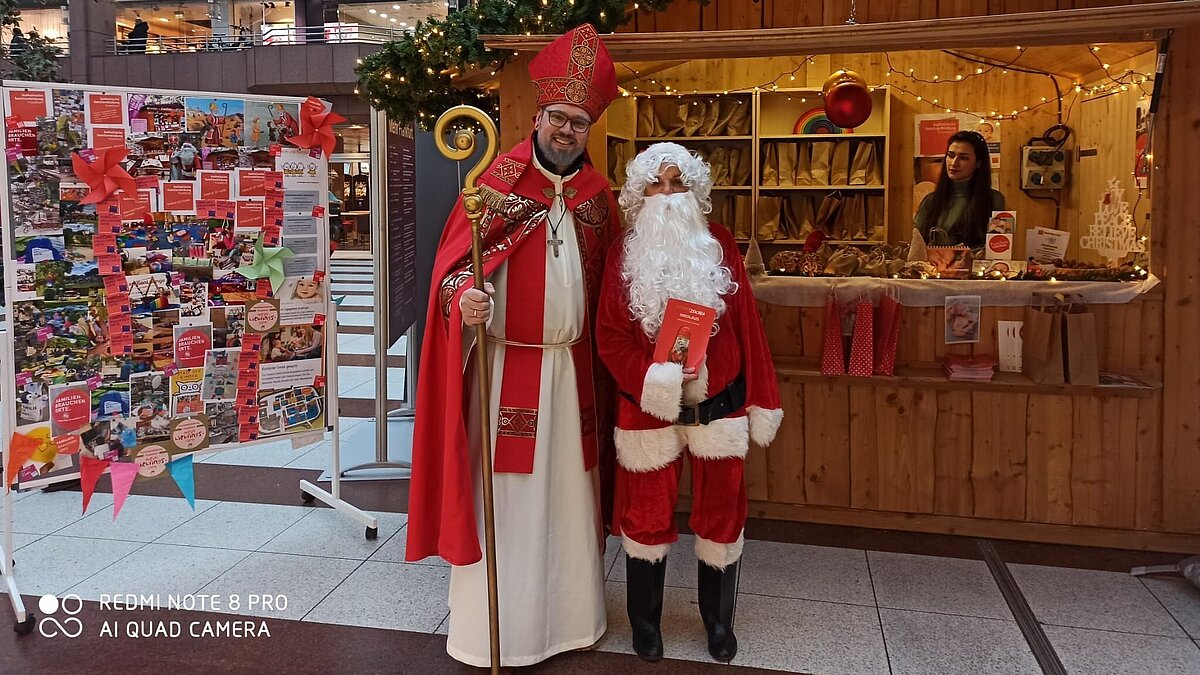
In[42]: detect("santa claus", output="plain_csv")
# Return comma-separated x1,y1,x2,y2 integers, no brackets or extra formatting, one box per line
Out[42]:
596,142,783,664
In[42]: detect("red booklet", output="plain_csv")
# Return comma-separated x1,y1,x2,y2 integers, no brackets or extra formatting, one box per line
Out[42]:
653,298,717,371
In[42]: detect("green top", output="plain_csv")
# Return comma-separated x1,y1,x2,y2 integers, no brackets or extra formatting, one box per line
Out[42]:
915,180,1006,247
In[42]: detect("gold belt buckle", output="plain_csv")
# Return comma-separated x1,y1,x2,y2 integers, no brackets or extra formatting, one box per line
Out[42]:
682,403,702,427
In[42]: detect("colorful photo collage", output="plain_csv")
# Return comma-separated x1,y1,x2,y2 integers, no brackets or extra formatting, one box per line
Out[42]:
3,86,328,486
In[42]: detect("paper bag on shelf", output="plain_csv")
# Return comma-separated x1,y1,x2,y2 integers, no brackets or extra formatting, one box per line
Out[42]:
733,145,752,185
810,141,833,185
839,194,868,240
830,140,851,186
637,99,657,137
850,141,880,186
713,99,737,136
708,146,730,186
866,194,885,238
814,191,845,235
777,143,798,187
795,142,813,186
736,195,753,239
1023,294,1066,385
726,99,751,135
761,143,779,187
656,98,685,136
782,194,814,240
756,195,784,241
698,100,721,136
682,102,704,137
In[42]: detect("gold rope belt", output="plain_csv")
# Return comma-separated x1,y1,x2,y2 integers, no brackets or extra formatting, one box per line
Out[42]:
488,335,587,350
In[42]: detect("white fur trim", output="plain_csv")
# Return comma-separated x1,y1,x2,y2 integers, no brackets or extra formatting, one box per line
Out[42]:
614,426,685,472
682,358,709,405
747,406,784,447
640,361,684,422
695,532,745,570
681,415,749,460
623,534,671,563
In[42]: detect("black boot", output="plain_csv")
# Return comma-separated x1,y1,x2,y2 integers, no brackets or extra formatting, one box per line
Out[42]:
625,554,667,662
698,560,739,662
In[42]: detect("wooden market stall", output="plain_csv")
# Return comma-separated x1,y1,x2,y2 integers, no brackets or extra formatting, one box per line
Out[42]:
483,0,1200,553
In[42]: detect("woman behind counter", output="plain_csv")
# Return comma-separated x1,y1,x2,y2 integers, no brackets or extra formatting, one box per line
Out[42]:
915,130,1005,248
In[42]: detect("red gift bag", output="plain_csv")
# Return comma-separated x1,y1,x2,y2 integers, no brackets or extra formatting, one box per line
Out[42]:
848,296,874,377
873,290,902,376
820,290,845,375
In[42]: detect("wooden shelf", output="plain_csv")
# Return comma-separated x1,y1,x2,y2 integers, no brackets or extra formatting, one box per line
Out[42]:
737,238,808,244
759,184,886,190
712,185,753,190
607,132,633,142
772,358,1161,399
760,133,887,140
634,136,754,142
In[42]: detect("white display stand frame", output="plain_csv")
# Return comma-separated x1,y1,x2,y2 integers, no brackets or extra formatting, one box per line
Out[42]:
0,82,377,635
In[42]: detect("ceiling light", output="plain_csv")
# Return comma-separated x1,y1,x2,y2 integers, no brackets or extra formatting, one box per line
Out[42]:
389,17,396,22
368,7,376,12
392,3,400,8
379,13,387,18
399,21,406,26
159,17,169,22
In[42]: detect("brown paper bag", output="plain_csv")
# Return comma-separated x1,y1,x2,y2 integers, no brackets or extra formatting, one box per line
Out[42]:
1064,304,1100,385
814,192,845,235
637,99,656,137
830,140,851,186
849,141,879,186
777,143,798,187
656,99,685,136
1023,296,1066,384
795,142,813,186
698,100,721,136
708,146,730,186
781,194,814,239
840,194,868,239
726,99,751,135
756,196,783,240
810,141,833,185
682,101,704,137
735,195,753,239
733,145,752,185
866,194,885,238
713,99,737,136
761,143,779,187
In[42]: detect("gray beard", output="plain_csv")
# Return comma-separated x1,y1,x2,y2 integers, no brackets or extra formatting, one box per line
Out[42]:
538,140,583,171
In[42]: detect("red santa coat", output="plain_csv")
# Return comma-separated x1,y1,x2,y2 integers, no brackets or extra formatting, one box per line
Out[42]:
406,137,620,566
596,222,783,475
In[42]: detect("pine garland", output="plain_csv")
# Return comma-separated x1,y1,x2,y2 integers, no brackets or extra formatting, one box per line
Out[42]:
356,0,677,129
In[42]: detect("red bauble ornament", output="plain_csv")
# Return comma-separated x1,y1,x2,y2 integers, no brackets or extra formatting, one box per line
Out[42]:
823,69,873,129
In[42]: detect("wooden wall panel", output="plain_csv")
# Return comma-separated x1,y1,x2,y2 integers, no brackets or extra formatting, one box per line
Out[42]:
875,387,937,512
848,385,880,509
933,391,975,516
802,383,851,505
971,391,1028,520
766,383,807,502
1026,394,1075,523
764,0,824,28
760,301,804,358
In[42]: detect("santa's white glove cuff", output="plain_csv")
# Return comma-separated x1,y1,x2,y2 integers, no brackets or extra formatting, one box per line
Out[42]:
748,406,784,446
640,362,684,422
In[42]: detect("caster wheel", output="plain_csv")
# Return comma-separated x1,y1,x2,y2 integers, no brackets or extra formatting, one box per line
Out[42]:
14,613,35,635
301,492,316,505
365,526,378,540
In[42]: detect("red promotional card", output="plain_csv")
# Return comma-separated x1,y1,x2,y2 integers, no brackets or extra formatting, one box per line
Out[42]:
97,254,123,275
52,434,82,456
135,175,160,192
98,212,122,233
918,117,961,157
103,274,129,294
195,199,218,218
265,208,284,228
87,93,125,126
6,126,37,157
652,298,717,371
237,200,264,230
237,169,267,197
119,190,152,219
199,171,232,200
162,182,196,212
89,126,127,152
265,171,284,189
93,232,118,256
215,199,237,220
6,90,49,125
265,189,284,210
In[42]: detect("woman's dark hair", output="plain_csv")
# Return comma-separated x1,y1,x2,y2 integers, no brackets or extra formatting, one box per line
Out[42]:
924,130,993,247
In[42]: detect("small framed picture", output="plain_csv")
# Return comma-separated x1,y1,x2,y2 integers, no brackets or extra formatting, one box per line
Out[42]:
945,295,982,344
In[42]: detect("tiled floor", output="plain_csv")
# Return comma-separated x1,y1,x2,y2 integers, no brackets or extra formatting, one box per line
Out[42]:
3,257,1200,673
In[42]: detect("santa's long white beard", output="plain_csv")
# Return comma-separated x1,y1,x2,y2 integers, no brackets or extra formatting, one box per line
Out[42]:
621,192,736,338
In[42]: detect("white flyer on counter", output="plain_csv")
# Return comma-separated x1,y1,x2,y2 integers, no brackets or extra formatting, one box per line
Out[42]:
1025,227,1070,264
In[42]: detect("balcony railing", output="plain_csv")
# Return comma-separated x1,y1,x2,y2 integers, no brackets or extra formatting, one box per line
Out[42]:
106,24,411,55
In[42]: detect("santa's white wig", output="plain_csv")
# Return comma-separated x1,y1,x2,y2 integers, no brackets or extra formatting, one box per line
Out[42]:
618,142,713,224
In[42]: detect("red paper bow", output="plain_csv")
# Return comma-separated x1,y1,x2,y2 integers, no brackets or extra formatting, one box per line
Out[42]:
286,96,345,159
72,147,136,205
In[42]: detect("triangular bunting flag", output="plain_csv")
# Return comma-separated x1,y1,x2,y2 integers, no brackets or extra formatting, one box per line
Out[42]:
109,462,140,520
5,432,40,492
167,455,196,510
80,455,111,514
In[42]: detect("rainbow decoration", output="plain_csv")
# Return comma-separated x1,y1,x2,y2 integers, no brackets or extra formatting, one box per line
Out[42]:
793,108,849,135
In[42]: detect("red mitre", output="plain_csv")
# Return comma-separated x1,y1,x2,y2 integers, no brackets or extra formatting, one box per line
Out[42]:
528,23,618,122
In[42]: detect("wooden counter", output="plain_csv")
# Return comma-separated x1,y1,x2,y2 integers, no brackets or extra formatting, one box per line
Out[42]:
682,290,1200,553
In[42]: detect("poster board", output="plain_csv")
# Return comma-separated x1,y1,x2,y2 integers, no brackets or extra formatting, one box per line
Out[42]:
384,116,417,347
0,82,333,488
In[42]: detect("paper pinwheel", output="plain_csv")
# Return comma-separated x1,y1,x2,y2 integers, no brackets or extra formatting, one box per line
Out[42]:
72,147,137,204
237,237,294,290
286,96,346,159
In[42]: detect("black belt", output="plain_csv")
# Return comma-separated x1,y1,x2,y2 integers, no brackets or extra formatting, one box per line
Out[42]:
622,373,746,426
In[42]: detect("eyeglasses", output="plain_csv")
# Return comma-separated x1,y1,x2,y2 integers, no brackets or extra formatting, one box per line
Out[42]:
543,109,591,133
